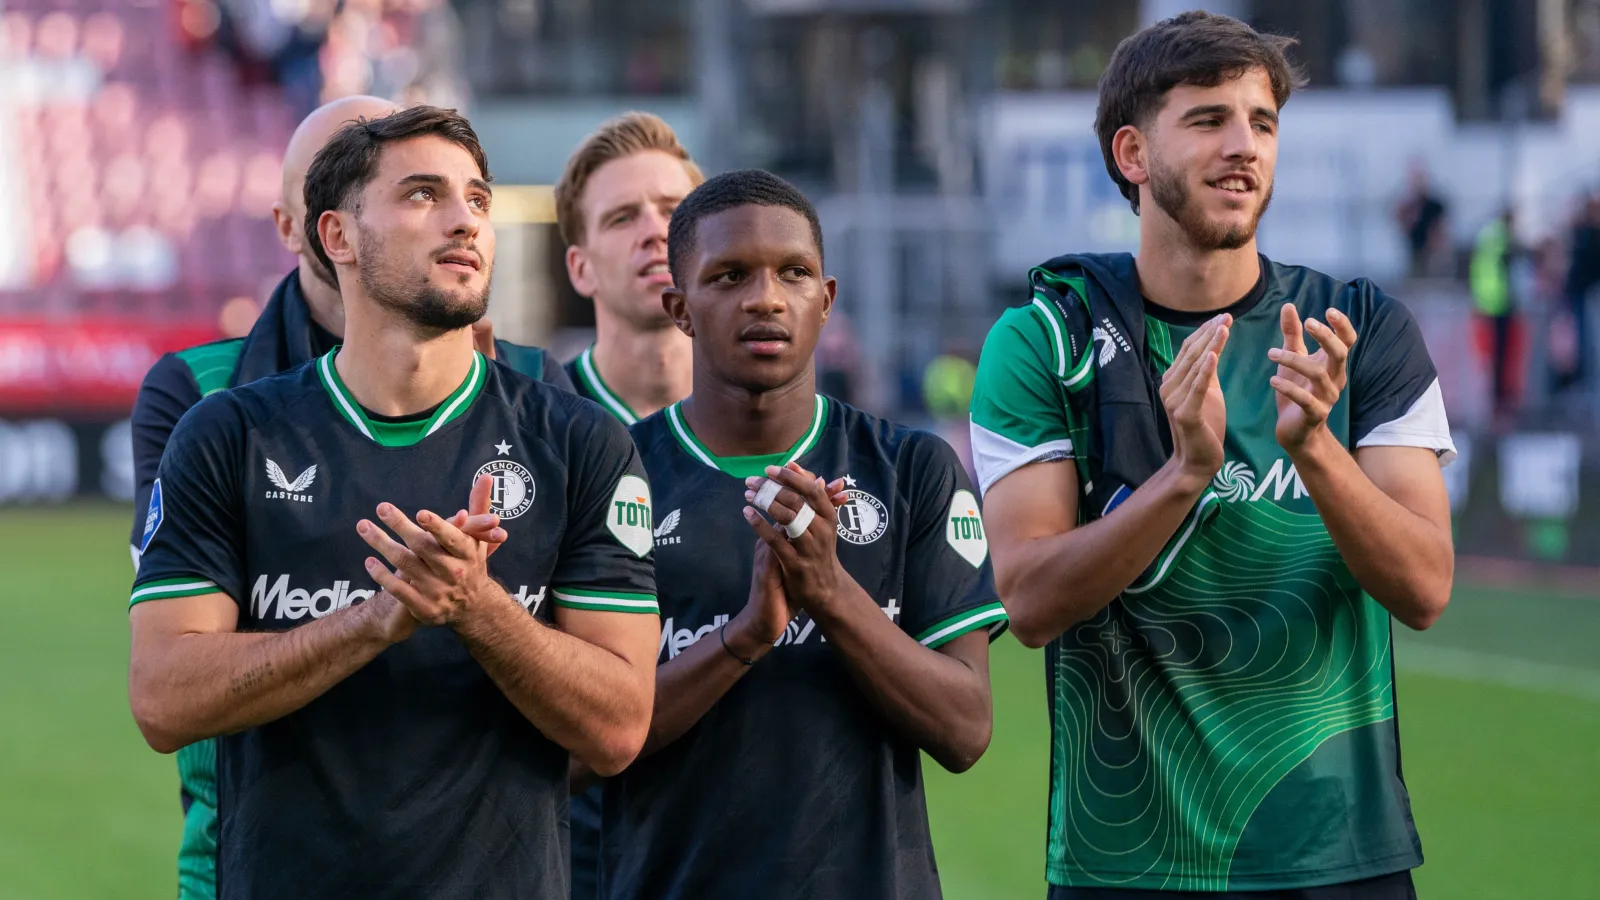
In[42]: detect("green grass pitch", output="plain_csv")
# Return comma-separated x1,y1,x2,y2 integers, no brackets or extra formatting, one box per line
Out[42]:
1,505,1596,899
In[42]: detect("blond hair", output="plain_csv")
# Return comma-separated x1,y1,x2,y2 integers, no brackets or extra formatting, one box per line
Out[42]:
554,111,703,246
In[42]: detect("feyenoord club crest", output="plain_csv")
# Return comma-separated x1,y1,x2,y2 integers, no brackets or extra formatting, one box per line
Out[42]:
476,459,536,519
836,489,889,545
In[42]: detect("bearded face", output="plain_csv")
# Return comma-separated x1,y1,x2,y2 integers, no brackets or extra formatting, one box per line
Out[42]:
356,223,491,334
1147,144,1273,251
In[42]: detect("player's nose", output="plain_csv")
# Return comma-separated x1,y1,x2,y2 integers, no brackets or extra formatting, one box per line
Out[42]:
641,203,671,240
444,193,482,240
1220,116,1260,162
741,269,789,315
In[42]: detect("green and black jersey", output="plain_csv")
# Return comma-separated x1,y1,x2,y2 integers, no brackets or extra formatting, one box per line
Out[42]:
970,255,1454,892
131,352,655,900
127,271,572,899
605,397,1007,899
565,344,641,426
560,343,634,900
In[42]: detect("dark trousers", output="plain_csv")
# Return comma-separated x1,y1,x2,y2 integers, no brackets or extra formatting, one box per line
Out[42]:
1475,312,1520,417
1556,290,1591,391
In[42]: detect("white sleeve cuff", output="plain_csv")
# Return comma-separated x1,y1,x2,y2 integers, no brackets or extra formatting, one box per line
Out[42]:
1356,378,1457,466
970,420,1074,495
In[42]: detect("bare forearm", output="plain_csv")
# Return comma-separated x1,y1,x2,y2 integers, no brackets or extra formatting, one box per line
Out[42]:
129,604,392,753
810,579,992,772
454,591,653,776
1000,460,1207,647
638,613,765,758
1292,432,1453,629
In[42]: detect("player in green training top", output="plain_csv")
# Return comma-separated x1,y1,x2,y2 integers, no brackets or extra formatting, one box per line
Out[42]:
971,12,1454,899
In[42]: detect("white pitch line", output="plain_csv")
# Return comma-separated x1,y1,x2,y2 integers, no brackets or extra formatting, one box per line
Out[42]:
1395,643,1600,704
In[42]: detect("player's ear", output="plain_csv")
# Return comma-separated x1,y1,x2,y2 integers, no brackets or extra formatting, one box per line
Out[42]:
271,201,302,254
318,209,357,267
566,243,598,298
1112,124,1150,189
662,286,693,338
819,275,836,327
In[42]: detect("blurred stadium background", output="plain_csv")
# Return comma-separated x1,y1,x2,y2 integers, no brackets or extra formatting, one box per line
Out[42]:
1,0,1598,897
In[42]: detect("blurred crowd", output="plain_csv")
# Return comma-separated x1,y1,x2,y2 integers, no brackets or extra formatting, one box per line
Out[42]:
175,0,466,117
8,0,1600,446
1395,163,1600,429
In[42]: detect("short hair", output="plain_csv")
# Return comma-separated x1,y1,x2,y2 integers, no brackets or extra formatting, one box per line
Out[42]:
554,111,704,247
302,105,491,281
667,169,823,286
1095,11,1305,213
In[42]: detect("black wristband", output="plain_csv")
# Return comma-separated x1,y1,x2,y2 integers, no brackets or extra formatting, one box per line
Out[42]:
720,622,757,667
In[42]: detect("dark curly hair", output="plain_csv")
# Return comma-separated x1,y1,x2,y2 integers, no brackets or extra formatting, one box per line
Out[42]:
667,169,822,284
302,105,491,281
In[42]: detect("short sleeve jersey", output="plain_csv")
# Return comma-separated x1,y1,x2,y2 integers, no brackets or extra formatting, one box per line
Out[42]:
130,350,656,900
126,307,573,900
561,344,638,900
968,257,1453,891
602,396,1007,900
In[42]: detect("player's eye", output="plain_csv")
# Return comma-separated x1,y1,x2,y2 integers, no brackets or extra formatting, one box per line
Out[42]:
782,266,810,280
711,269,744,284
407,187,434,202
1194,118,1220,128
609,212,634,227
470,194,491,211
1253,121,1274,135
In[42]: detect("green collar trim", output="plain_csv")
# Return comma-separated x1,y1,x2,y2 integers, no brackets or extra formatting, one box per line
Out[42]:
665,395,829,480
575,345,639,425
316,349,486,447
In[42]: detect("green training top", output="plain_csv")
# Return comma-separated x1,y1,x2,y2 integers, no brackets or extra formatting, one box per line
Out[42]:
969,257,1455,891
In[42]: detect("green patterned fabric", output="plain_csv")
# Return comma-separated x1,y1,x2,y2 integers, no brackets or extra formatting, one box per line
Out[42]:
176,340,245,397
971,285,1421,891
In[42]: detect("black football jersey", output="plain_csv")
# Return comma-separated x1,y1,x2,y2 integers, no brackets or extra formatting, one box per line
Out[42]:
561,343,636,900
564,344,641,426
601,395,1006,900
130,350,658,900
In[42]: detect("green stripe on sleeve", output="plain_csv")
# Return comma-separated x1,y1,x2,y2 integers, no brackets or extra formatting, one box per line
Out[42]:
552,587,660,614
129,577,221,607
915,601,1009,648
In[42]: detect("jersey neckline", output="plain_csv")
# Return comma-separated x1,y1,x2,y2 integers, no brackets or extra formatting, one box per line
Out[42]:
315,348,487,447
1141,257,1270,327
574,345,640,425
665,394,829,479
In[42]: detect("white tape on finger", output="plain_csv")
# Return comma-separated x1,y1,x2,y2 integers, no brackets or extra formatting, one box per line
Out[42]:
754,479,782,513
785,502,815,539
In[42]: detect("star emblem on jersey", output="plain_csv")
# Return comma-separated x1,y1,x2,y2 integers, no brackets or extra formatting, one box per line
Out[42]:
476,459,536,519
836,488,888,545
265,459,316,502
945,489,988,567
494,439,512,455
653,508,683,545
606,474,654,558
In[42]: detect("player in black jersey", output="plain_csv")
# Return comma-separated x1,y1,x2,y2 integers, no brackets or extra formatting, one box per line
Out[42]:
600,170,1008,900
127,94,574,900
557,112,699,425
127,105,659,900
553,112,703,900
